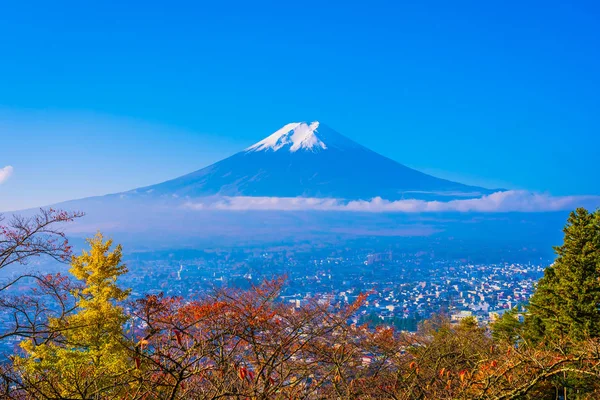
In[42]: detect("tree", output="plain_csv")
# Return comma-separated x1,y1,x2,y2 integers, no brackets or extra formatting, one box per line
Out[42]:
0,207,83,270
516,208,600,399
0,208,83,289
527,208,600,341
128,278,369,399
491,308,523,345
0,208,83,356
6,209,600,399
14,233,133,399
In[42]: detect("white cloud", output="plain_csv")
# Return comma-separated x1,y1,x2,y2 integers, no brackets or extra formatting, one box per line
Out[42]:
0,166,13,184
183,191,600,213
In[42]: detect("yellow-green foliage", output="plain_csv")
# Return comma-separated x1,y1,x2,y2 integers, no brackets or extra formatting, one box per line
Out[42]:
15,233,133,398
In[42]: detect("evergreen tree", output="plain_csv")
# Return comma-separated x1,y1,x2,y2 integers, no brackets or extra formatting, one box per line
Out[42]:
527,207,600,341
491,308,522,344
15,233,133,398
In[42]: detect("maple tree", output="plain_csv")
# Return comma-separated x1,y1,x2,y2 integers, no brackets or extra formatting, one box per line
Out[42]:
0,208,83,360
0,208,82,273
0,208,83,305
127,278,370,399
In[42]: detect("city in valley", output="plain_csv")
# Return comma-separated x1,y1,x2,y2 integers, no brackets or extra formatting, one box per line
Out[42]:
125,251,543,326
0,241,545,346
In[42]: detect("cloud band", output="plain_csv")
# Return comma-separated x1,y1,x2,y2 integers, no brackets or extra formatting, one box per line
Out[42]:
183,191,600,213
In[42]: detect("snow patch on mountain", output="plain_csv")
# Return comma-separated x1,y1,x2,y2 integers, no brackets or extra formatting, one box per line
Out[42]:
246,121,327,153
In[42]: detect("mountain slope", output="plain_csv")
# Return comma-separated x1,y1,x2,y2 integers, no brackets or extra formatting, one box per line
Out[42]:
131,121,492,201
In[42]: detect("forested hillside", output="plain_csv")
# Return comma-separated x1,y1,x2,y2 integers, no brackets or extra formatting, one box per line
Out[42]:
0,208,599,399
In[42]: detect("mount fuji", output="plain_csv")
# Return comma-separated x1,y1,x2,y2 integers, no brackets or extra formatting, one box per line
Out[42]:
129,121,493,201
22,121,592,251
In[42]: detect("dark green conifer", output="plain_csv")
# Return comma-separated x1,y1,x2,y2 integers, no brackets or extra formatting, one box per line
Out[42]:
527,208,600,341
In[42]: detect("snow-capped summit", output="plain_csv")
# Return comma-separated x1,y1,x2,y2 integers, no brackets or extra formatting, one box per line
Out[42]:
246,121,327,153
245,121,362,153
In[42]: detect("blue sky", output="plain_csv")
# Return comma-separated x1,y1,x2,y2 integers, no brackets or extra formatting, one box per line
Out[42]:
1,1,599,211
